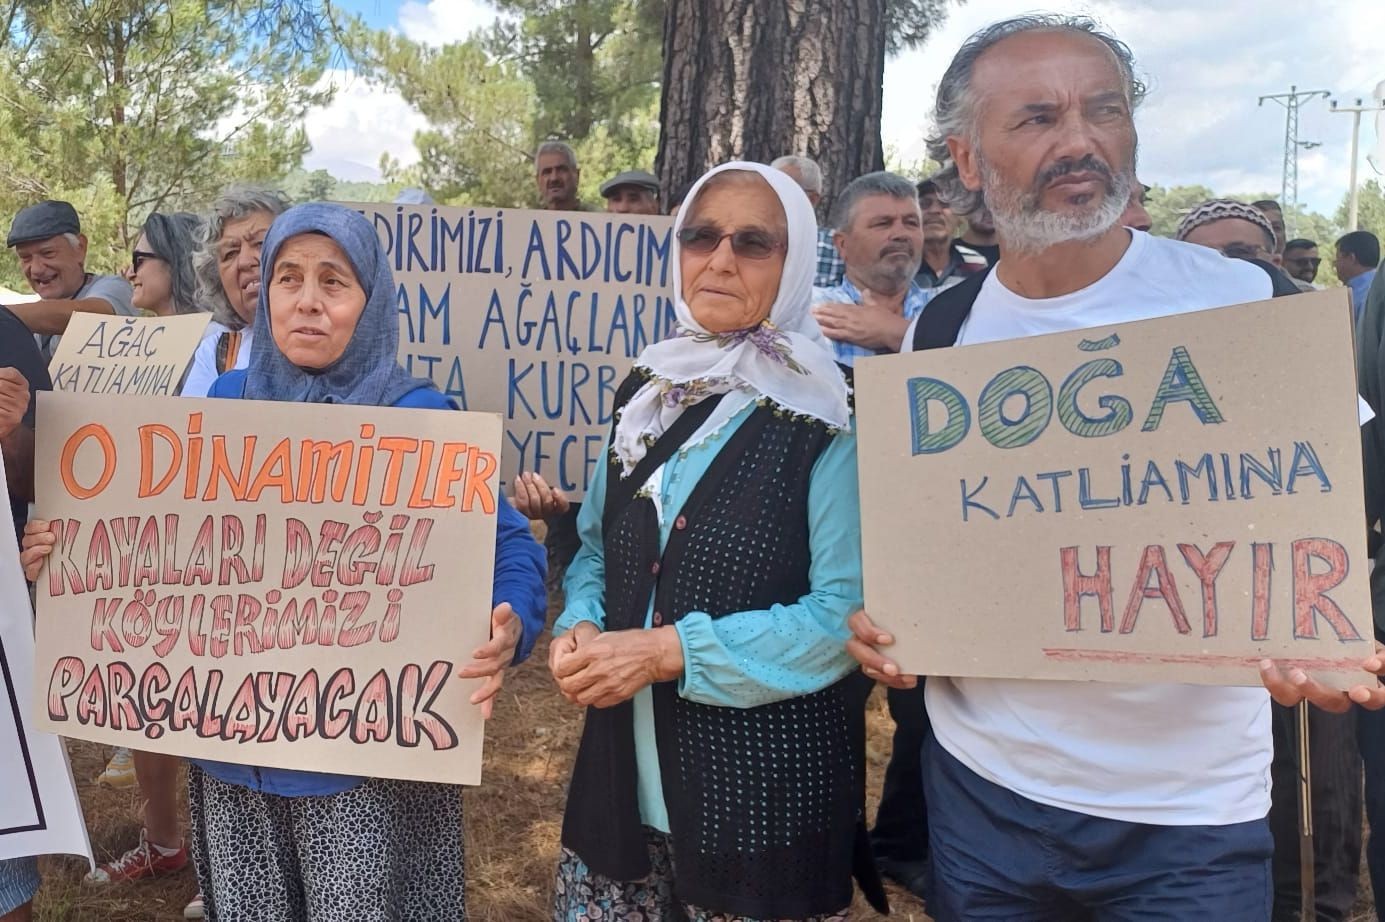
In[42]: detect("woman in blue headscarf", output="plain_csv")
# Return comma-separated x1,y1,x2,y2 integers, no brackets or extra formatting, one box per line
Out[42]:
23,203,547,921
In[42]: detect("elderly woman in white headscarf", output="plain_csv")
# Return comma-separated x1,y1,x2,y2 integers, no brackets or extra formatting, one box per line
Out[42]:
548,162,884,922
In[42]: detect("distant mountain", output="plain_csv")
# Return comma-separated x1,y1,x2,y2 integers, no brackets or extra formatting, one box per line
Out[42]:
278,168,402,204
300,156,384,184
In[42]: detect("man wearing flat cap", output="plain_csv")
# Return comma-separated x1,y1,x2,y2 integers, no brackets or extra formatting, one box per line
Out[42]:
600,170,661,215
4,200,135,361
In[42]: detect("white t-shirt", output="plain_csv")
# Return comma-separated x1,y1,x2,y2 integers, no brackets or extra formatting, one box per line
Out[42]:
919,230,1276,826
181,321,254,398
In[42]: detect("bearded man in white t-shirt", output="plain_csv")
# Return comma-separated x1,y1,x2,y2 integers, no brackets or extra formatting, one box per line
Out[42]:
849,15,1286,920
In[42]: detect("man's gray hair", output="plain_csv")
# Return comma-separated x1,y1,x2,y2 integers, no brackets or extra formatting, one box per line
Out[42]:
771,155,824,195
62,232,82,251
828,171,919,231
536,140,578,172
926,15,1146,217
193,184,291,330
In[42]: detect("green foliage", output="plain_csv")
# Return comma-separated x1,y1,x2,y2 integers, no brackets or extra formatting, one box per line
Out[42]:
348,23,537,207
1333,179,1385,243
886,0,958,54
883,145,941,181
0,0,332,290
347,0,660,210
1143,184,1218,239
487,0,662,145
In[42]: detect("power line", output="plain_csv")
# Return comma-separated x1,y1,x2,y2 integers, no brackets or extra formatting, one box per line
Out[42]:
1330,97,1385,231
1259,85,1331,228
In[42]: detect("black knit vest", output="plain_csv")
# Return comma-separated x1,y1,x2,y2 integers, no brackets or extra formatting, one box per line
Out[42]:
561,371,879,919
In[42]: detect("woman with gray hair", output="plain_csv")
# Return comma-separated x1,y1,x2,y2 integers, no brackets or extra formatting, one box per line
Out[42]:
181,184,290,398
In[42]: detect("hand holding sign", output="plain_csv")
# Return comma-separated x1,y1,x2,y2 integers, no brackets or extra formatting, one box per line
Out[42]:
845,609,917,690
1259,648,1385,712
457,603,522,720
19,518,54,581
0,367,29,438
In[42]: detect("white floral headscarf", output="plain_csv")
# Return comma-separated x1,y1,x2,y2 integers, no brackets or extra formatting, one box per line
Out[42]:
610,161,851,475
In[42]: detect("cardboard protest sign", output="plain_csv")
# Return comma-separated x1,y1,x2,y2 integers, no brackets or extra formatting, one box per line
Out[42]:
49,312,211,396
352,203,676,499
32,392,501,785
0,452,91,863
856,290,1373,686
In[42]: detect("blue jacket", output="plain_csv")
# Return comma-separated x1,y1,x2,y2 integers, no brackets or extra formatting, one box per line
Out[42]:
191,370,547,796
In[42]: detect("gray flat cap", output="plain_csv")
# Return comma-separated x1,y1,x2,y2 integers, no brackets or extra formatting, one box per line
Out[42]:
8,200,81,247
600,170,660,198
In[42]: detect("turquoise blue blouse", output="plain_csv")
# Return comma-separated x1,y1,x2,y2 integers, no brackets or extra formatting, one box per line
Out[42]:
553,402,863,832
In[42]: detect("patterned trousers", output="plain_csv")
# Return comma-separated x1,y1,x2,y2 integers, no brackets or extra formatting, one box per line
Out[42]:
552,827,850,922
188,765,465,921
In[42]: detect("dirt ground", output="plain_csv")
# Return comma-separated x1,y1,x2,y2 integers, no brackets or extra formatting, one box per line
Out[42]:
32,630,927,921
31,632,1379,921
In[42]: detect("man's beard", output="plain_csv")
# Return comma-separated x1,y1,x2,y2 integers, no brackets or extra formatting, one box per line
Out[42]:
981,154,1133,255
865,244,919,291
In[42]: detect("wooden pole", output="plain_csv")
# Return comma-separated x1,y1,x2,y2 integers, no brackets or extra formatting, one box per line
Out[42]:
1297,700,1315,920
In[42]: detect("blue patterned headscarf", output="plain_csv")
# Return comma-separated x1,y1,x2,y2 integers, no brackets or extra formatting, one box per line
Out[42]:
243,203,434,406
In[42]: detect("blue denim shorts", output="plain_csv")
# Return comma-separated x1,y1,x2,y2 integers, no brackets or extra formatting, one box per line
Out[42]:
0,856,39,914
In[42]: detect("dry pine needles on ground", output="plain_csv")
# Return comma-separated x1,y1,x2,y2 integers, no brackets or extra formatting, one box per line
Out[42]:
35,627,926,921
56,586,1379,921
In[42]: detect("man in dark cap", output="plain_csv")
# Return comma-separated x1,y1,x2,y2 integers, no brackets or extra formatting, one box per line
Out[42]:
915,177,988,292
4,200,135,361
600,171,661,215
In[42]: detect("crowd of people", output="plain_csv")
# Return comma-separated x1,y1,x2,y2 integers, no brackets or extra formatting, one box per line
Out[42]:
4,11,1385,922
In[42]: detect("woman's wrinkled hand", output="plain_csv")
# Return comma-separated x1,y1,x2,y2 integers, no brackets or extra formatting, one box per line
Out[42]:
457,603,523,719
549,619,601,680
513,471,570,522
551,626,683,708
1260,644,1385,713
846,609,917,689
21,518,55,583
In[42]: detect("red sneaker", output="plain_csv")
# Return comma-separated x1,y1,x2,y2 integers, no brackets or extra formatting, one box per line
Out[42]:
84,829,189,885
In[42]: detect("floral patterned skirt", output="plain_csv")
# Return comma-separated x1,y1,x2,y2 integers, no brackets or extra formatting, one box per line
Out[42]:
551,827,850,922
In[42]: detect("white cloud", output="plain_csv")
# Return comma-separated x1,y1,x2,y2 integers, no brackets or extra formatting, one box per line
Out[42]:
398,0,500,45
307,0,1385,212
300,1,509,183
881,0,1385,216
301,69,429,181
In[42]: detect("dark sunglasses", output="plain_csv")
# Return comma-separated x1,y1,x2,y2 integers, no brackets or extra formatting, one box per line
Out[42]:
131,249,163,272
677,224,784,260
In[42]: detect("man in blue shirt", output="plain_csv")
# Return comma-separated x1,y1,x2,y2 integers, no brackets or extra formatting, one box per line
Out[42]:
1336,230,1380,324
811,171,933,368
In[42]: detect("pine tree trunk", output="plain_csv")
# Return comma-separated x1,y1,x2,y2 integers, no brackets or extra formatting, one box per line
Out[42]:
656,0,887,219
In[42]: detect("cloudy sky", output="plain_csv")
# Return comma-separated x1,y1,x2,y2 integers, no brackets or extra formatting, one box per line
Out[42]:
316,0,1385,215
